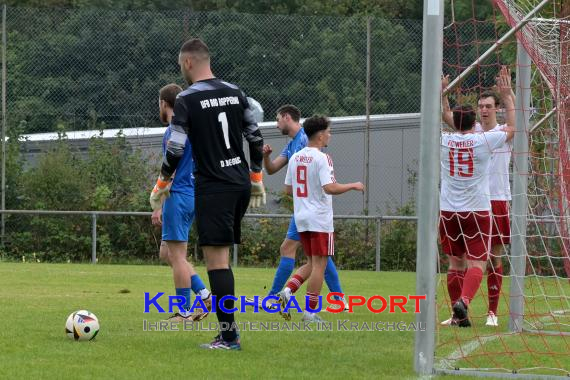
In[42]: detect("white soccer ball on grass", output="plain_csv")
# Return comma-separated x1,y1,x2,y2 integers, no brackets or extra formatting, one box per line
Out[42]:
65,310,100,341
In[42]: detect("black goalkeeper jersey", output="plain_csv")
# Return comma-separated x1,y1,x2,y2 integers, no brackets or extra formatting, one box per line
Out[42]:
163,78,263,194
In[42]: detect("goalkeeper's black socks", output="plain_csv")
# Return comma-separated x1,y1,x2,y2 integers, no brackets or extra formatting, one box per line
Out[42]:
208,268,237,342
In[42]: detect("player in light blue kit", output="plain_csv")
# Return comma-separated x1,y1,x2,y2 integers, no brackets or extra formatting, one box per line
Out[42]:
259,104,348,310
150,83,211,322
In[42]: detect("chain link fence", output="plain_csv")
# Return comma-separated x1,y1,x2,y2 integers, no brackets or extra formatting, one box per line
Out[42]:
0,210,417,273
4,6,422,133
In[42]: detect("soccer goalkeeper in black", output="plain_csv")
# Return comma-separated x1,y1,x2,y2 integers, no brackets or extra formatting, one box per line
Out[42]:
150,38,265,350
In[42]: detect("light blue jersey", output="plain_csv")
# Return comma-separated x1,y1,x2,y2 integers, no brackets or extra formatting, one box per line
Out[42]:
279,128,308,161
280,128,308,241
162,125,195,242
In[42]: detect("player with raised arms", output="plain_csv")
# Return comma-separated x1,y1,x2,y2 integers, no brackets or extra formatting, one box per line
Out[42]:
441,67,515,326
439,102,514,327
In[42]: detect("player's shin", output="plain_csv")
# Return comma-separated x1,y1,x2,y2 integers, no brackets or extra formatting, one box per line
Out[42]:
207,268,237,342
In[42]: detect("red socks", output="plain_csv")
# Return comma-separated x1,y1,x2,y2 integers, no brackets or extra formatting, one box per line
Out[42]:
461,267,484,306
286,274,304,294
487,265,503,314
306,291,320,311
447,269,465,306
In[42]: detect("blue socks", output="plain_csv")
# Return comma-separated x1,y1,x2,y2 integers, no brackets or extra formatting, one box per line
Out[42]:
175,287,191,311
325,257,344,298
268,256,344,299
190,274,206,294
268,257,295,296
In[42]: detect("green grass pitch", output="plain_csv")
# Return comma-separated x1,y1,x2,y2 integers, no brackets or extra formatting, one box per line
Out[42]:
1,262,568,379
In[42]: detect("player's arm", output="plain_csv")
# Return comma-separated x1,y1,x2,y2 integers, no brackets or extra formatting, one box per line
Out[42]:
497,66,516,131
242,98,264,172
263,144,288,175
323,182,364,195
485,127,515,152
242,95,266,207
151,207,163,226
501,126,515,142
161,98,190,179
318,154,364,195
284,161,293,195
150,98,189,211
441,74,454,130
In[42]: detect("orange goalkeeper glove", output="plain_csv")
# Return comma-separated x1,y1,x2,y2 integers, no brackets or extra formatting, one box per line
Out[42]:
149,176,171,211
249,171,266,208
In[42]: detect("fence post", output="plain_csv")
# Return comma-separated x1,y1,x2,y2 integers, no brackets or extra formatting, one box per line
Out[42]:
364,16,371,216
232,243,238,268
91,213,97,264
1,5,7,246
375,217,381,272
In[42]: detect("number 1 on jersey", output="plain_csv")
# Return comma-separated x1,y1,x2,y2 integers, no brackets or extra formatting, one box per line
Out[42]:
218,112,230,149
296,165,308,197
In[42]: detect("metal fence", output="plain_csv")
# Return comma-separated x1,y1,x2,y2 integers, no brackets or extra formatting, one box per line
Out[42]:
2,6,423,134
0,209,417,271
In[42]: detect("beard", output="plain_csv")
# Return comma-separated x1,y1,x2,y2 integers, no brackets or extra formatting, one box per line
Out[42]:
182,70,193,85
159,109,168,124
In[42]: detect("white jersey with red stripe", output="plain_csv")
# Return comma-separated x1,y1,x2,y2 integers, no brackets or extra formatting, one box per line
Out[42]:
474,123,513,201
285,147,335,232
440,130,508,212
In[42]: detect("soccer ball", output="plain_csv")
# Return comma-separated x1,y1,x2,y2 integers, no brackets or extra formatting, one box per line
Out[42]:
65,310,100,341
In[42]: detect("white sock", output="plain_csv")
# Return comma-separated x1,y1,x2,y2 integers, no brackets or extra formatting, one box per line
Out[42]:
198,289,210,299
180,309,192,317
284,287,292,297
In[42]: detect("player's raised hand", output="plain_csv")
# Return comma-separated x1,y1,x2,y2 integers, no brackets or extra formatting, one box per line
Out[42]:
441,74,450,91
149,176,170,211
262,144,273,156
496,66,512,99
249,171,266,208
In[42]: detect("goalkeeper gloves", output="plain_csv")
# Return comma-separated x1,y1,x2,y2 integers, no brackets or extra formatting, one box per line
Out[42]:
249,171,266,208
149,175,171,211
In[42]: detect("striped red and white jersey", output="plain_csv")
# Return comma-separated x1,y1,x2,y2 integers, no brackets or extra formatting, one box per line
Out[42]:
285,147,335,232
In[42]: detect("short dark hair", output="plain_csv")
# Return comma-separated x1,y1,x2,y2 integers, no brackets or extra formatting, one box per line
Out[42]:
453,105,476,131
180,38,210,59
277,104,301,122
159,83,183,108
303,115,330,139
477,90,500,106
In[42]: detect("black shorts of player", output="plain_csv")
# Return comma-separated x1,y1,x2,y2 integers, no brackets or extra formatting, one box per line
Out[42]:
195,187,251,246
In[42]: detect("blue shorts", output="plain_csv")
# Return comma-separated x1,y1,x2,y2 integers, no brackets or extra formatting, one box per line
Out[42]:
162,192,195,242
286,216,300,241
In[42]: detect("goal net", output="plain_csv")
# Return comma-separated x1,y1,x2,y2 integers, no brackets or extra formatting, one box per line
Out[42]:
435,0,570,377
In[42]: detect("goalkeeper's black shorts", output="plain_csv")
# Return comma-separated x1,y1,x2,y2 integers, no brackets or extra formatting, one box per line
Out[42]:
195,187,251,246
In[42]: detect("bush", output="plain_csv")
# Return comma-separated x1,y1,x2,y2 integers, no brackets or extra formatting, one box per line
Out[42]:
1,129,160,263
